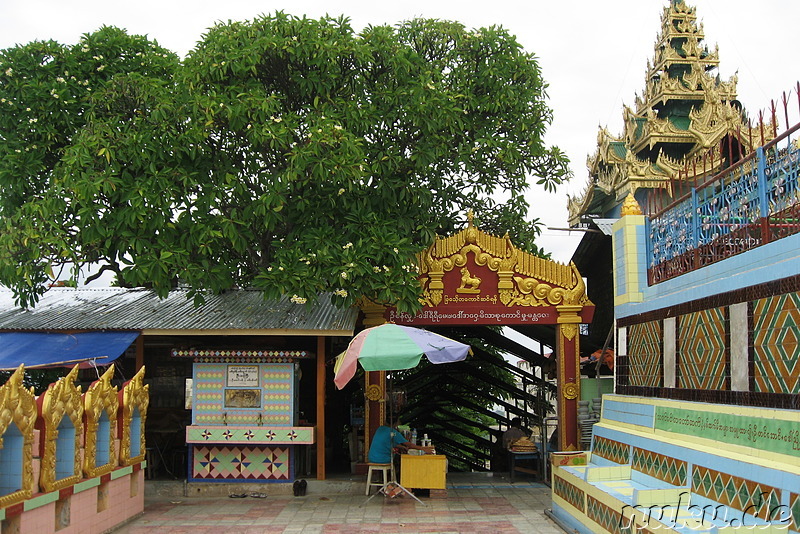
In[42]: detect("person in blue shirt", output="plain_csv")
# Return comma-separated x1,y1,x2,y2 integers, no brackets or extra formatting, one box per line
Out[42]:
368,425,434,464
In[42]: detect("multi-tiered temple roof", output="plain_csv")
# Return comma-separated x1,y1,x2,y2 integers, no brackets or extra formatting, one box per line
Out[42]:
568,0,762,225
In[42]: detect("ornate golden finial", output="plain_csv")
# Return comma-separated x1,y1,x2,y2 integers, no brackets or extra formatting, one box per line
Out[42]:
464,211,479,244
621,193,643,216
357,297,389,327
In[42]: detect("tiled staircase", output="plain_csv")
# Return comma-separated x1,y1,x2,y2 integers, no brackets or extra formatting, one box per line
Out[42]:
550,395,800,533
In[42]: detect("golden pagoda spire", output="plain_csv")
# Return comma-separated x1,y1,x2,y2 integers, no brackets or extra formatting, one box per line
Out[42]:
568,0,753,227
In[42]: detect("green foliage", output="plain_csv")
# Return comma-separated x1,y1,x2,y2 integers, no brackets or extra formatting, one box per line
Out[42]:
0,14,570,311
0,368,66,395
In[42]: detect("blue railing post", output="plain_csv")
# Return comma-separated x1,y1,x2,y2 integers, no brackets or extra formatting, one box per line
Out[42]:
757,147,768,216
756,147,770,243
645,216,652,269
691,187,699,266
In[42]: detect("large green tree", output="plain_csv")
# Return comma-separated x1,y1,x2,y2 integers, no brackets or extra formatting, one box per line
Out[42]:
0,13,569,310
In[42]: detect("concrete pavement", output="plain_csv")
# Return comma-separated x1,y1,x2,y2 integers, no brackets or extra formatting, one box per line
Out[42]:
113,473,565,533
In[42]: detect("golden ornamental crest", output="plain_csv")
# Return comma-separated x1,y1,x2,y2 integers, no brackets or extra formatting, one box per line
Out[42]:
416,215,592,310
365,384,383,401
563,381,580,400
120,366,149,466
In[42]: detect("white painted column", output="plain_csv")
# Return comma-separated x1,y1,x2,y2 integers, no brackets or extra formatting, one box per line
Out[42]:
663,317,676,388
729,303,749,391
617,326,627,358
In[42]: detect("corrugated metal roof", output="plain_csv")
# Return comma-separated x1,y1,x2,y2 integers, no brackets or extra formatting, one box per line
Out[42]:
593,219,618,236
0,288,358,336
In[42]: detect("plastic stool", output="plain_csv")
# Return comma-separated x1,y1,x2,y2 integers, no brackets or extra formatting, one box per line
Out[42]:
365,463,394,495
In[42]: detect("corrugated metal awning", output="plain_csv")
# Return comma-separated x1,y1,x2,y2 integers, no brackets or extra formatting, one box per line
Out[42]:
0,288,358,336
592,218,618,236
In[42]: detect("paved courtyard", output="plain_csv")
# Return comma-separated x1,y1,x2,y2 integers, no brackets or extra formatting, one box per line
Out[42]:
114,474,564,533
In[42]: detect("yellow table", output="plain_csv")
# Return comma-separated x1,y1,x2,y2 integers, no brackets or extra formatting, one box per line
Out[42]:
400,454,447,490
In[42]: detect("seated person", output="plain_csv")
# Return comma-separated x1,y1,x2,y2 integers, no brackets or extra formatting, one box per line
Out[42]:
368,425,434,464
502,417,527,450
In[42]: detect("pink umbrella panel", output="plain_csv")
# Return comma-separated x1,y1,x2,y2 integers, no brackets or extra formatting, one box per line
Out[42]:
333,324,470,390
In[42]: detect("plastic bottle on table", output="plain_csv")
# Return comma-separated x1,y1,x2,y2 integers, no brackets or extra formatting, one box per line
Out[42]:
411,428,417,445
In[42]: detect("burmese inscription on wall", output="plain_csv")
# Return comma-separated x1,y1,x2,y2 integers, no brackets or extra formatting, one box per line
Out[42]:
227,365,259,387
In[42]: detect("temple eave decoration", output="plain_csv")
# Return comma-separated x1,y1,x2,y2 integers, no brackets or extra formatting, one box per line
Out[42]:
567,186,593,227
640,70,737,110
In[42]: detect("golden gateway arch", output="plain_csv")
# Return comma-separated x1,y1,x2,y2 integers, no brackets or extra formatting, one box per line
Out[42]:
361,214,595,453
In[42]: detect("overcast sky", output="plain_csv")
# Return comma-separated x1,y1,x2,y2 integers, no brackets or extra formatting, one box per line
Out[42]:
1,0,797,264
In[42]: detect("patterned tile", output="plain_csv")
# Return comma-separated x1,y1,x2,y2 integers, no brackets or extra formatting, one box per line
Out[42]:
173,349,313,360
193,363,294,425
553,474,585,512
691,465,780,520
587,495,632,534
631,448,687,486
628,321,663,387
752,293,800,394
677,308,728,390
617,275,800,409
790,492,800,532
593,436,631,465
191,445,291,481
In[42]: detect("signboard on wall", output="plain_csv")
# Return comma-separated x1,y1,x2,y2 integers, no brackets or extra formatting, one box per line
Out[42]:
226,365,259,387
654,405,800,458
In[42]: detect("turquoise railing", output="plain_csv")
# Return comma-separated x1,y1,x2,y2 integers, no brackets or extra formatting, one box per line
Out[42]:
648,122,800,284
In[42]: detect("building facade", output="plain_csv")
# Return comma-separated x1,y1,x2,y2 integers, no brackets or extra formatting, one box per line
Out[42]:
552,1,800,531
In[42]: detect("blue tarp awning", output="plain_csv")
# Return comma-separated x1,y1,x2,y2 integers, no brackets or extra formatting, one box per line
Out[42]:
0,331,139,370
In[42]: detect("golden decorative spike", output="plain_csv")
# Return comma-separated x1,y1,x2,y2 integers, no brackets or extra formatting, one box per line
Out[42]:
120,366,149,466
83,365,120,478
0,365,36,508
39,365,84,493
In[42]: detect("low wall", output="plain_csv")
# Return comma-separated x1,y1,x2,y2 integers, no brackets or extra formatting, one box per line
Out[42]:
0,365,149,534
